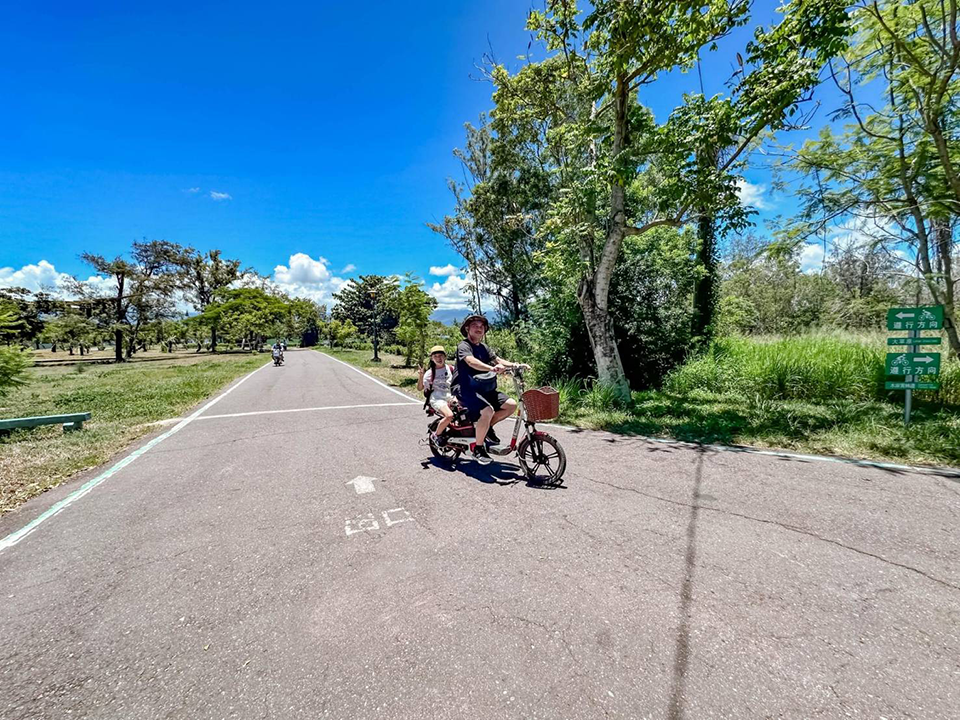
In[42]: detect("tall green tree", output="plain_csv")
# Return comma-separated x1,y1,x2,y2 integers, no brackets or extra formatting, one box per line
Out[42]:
288,299,325,347
488,0,848,398
429,117,550,322
200,288,290,351
180,248,242,352
786,0,960,357
78,240,187,362
394,277,439,366
332,275,400,361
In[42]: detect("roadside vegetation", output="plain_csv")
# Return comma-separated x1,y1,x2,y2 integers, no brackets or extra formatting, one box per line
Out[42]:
0,353,264,515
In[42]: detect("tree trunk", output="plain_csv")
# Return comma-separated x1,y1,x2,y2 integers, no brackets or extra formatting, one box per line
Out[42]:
932,221,959,359
210,326,218,353
68,345,74,356
691,212,718,349
114,328,124,363
579,279,630,398
575,74,631,401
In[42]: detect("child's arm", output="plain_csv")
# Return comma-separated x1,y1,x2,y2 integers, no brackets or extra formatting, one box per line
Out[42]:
418,366,431,392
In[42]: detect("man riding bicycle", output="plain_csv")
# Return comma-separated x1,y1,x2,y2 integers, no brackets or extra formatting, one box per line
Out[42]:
456,314,528,465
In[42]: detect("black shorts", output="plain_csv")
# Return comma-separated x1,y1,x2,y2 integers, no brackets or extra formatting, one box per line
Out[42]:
461,388,510,420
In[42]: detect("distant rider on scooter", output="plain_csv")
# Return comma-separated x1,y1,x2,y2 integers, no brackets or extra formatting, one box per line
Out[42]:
456,314,528,465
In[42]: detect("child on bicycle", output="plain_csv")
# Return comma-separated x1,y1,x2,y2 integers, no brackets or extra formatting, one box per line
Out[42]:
418,345,455,444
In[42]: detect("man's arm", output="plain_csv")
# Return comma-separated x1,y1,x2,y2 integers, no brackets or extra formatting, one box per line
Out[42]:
463,355,501,373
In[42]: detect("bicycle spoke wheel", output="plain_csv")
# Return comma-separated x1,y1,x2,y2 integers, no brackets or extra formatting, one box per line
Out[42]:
518,433,566,484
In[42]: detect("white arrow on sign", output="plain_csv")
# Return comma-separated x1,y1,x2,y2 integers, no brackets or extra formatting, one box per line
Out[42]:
915,356,935,363
896,311,915,319
346,476,377,494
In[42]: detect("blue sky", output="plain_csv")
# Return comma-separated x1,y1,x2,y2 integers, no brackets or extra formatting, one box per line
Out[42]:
0,1,840,310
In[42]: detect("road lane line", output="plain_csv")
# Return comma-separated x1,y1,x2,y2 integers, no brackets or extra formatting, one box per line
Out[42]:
0,361,271,554
318,352,420,404
197,402,416,420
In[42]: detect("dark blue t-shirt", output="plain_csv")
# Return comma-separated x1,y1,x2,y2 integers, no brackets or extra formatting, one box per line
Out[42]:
456,340,498,393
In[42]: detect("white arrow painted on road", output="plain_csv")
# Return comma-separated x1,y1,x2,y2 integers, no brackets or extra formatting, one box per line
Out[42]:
896,311,915,319
346,476,377,494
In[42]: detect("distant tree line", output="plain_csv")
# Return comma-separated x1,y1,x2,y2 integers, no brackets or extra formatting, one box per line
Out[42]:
0,240,446,395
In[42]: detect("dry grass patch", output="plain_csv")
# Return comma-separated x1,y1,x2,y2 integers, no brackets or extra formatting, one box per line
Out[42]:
0,353,266,515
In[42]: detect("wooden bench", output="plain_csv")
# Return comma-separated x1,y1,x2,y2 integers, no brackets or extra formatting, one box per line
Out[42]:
0,412,92,433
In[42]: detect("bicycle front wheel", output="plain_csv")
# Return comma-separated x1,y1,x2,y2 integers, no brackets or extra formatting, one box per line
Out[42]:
517,432,566,484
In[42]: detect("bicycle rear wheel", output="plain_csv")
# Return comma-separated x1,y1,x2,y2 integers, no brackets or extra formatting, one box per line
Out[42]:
517,432,566,484
428,420,462,463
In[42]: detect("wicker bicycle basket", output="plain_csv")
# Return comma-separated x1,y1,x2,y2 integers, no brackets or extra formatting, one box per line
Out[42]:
522,386,560,422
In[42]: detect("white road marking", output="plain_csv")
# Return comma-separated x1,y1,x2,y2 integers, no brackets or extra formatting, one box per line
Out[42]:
382,507,413,527
344,507,414,536
0,361,272,554
318,352,420,404
345,513,380,536
346,476,377,494
197,402,413,420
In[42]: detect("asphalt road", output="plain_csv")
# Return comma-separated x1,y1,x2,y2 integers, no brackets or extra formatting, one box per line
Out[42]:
2,349,958,719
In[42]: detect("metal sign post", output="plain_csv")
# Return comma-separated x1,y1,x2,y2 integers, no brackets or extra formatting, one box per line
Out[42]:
885,306,943,426
905,329,916,425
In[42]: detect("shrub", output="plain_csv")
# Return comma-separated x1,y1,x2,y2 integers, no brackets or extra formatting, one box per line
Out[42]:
665,335,885,402
0,346,30,398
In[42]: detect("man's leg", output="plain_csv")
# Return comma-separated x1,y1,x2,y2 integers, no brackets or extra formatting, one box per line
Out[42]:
490,397,517,428
474,406,494,445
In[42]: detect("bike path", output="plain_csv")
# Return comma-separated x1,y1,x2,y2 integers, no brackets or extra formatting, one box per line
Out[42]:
1,349,958,718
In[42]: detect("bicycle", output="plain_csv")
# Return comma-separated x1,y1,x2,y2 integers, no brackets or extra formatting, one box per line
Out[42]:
425,367,567,484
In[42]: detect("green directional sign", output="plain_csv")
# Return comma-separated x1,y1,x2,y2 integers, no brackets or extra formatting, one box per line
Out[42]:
885,381,940,391
887,336,941,346
886,306,944,331
885,352,941,377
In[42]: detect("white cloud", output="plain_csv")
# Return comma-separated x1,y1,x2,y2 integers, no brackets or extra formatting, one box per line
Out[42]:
209,191,232,201
429,264,461,277
737,179,771,211
341,264,356,274
799,243,825,274
271,253,347,305
427,273,474,310
184,187,201,193
273,253,331,285
0,259,117,298
0,260,67,293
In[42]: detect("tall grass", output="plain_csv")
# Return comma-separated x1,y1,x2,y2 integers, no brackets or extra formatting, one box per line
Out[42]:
665,334,960,404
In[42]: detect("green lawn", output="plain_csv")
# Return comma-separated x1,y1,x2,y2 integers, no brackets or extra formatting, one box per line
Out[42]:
321,346,960,468
0,352,266,515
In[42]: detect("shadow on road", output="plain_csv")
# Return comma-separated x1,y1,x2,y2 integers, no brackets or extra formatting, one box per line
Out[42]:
420,456,567,489
667,446,706,720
